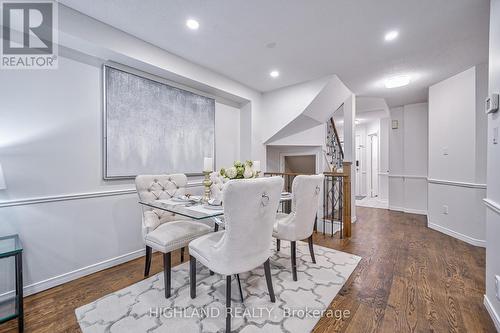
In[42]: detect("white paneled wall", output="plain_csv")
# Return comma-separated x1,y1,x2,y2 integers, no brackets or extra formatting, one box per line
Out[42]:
388,103,428,215
428,65,487,247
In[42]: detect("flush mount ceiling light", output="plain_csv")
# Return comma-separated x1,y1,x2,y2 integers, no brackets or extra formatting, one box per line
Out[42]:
270,70,280,78
186,19,199,30
384,30,399,42
384,75,410,88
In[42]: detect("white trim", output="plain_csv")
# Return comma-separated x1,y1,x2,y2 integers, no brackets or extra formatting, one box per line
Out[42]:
484,295,500,332
428,178,487,189
0,188,136,208
0,248,145,299
388,174,428,179
484,198,500,215
404,208,428,215
428,222,486,247
388,205,427,215
0,181,203,208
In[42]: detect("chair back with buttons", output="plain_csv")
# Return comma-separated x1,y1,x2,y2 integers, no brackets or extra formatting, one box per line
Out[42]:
210,176,283,274
289,175,324,240
135,174,188,237
210,172,228,203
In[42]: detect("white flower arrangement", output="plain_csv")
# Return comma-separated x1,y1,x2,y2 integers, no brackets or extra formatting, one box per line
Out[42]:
219,160,259,180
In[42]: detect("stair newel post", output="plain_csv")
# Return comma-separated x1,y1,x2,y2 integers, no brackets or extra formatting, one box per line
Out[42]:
342,162,352,238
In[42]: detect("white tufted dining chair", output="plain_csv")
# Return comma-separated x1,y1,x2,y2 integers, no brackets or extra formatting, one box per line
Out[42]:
210,172,228,204
135,174,212,298
189,177,283,333
273,174,324,281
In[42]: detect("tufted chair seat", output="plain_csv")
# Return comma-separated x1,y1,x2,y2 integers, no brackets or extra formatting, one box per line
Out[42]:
273,174,324,281
135,174,212,298
146,220,212,253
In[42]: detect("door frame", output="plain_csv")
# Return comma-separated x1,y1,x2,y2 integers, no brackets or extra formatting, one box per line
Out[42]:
368,133,379,197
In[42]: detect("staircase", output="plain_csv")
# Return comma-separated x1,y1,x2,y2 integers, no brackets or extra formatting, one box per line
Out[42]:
324,108,344,172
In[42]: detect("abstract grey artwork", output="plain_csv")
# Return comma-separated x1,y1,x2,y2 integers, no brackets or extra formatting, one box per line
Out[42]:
104,65,215,179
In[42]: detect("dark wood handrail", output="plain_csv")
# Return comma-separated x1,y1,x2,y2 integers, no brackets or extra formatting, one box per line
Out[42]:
330,117,344,159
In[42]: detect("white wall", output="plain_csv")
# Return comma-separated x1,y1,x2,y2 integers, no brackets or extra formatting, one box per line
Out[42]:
215,103,241,169
428,65,487,247
485,0,500,329
388,103,428,215
0,9,249,295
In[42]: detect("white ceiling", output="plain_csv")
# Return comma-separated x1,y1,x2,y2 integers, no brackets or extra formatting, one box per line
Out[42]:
59,0,490,107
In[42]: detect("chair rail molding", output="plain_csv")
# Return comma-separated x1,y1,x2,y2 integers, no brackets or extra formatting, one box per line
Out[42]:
428,178,487,189
388,174,428,179
0,181,203,208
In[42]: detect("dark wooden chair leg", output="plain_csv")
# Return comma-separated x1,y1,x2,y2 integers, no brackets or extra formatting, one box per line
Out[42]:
314,214,318,232
210,270,214,276
276,239,280,251
263,259,276,303
226,275,232,333
308,235,316,264
236,274,244,303
144,246,152,277
163,252,171,298
180,247,184,262
190,256,196,299
291,241,297,281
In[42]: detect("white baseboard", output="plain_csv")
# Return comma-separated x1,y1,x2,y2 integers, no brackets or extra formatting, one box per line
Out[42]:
389,205,427,216
428,222,486,248
389,205,403,211
404,208,428,215
484,295,500,332
0,248,145,299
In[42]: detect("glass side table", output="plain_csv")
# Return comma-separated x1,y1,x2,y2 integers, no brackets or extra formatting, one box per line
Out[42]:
0,235,23,332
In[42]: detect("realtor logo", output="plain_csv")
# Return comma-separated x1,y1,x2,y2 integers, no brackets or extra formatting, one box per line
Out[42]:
1,0,58,69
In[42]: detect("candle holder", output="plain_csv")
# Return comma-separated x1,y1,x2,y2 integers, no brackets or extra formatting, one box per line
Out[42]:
203,171,213,203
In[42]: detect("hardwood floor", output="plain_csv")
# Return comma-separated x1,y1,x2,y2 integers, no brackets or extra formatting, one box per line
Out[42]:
0,207,495,332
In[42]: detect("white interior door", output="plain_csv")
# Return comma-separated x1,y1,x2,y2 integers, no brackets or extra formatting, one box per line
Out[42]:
370,135,379,197
355,135,361,196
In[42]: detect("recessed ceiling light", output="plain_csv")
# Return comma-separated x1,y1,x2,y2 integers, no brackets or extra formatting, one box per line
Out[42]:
385,75,410,88
270,70,280,78
384,30,399,42
186,19,199,30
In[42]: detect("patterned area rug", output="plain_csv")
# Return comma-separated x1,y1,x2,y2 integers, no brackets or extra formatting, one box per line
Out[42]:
75,241,360,333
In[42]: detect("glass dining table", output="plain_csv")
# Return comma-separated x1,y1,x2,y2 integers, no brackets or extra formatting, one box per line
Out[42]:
139,194,293,269
139,193,292,230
